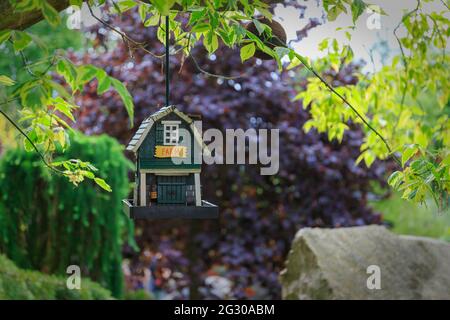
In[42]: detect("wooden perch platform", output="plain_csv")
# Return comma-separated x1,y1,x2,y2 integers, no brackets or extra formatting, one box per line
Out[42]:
122,199,219,220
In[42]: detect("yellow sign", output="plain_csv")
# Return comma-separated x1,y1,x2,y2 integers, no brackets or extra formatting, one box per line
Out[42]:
155,145,187,158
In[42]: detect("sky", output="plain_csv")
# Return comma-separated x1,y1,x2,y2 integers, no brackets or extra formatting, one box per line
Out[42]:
273,0,449,72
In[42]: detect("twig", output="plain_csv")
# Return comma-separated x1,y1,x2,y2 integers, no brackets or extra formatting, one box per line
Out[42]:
7,37,59,79
296,55,401,166
392,1,420,136
188,52,249,80
18,50,39,78
0,106,64,175
393,0,421,69
0,98,19,106
257,30,401,165
40,54,58,76
428,14,447,61
87,2,165,59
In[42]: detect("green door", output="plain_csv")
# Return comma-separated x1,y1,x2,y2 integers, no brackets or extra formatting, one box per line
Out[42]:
157,176,186,204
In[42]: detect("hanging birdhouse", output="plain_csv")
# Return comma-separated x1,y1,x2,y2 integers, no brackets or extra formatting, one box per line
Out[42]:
122,105,219,219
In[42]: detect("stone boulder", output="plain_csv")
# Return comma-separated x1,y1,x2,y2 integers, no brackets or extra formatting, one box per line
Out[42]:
280,225,450,299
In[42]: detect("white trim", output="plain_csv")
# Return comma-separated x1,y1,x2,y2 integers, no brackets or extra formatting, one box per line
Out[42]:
189,122,210,156
161,120,181,124
133,183,138,205
140,168,201,174
139,173,146,206
201,200,215,207
163,122,179,145
155,172,189,176
173,109,193,124
194,173,201,206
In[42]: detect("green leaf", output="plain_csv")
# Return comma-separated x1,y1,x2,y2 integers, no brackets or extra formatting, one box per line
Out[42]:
203,32,218,54
0,75,15,86
111,78,134,127
402,144,418,167
144,13,160,27
150,0,175,16
20,82,49,109
56,59,78,90
138,4,147,21
188,9,207,25
52,97,77,122
293,52,310,68
0,30,11,45
13,0,36,12
157,23,166,43
12,31,32,52
81,170,95,179
240,43,256,62
257,6,272,21
442,154,450,166
76,65,98,89
191,23,210,33
351,0,367,24
94,178,112,192
69,0,83,7
48,80,71,100
252,19,265,35
387,171,403,189
367,4,387,15
356,150,376,167
110,0,137,13
41,1,61,27
23,137,34,152
318,38,329,51
96,70,112,95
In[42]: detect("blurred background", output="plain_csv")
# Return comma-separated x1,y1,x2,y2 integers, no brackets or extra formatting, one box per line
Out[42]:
0,3,448,300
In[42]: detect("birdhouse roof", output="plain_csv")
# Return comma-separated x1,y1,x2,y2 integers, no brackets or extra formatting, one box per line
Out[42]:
126,105,206,153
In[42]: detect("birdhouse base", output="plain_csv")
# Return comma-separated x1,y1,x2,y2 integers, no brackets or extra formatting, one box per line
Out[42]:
122,199,219,219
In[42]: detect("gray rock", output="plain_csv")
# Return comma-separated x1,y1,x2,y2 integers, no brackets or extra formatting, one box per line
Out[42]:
280,225,450,300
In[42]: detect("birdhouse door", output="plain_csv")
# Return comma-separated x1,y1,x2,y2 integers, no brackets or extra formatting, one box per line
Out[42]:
157,176,186,204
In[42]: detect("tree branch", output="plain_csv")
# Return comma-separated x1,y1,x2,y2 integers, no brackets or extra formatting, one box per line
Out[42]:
0,103,64,175
0,0,285,31
292,52,402,167
0,0,70,31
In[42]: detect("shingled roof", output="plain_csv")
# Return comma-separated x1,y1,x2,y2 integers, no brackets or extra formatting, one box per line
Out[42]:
126,105,205,153
125,117,153,152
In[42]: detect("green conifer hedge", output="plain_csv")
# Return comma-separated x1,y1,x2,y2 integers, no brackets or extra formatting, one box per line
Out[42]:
0,133,135,297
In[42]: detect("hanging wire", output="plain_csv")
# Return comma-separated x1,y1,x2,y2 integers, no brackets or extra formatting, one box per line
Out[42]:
165,15,170,107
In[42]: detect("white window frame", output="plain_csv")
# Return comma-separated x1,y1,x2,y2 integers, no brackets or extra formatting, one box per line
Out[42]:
162,120,180,146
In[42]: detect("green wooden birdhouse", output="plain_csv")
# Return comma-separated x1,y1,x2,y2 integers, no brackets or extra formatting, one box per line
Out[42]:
122,105,218,219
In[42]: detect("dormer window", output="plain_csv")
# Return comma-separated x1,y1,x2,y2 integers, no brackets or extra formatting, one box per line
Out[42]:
162,120,180,145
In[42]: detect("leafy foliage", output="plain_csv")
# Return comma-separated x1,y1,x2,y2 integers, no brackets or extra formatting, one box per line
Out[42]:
1,0,448,206
0,254,112,300
295,4,449,208
0,1,135,189
0,132,135,297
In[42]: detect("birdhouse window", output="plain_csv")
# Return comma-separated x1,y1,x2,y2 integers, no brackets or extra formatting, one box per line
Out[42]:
162,121,180,145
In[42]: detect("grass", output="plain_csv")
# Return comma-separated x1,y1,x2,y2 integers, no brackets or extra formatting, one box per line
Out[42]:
371,193,450,242
0,254,113,300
